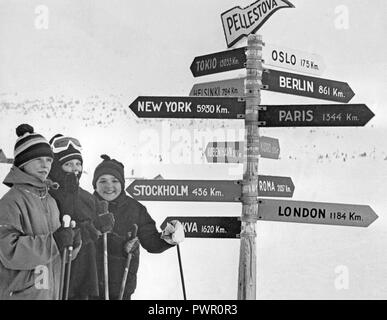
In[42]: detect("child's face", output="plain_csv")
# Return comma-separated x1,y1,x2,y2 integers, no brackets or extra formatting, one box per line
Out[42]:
61,159,82,176
96,174,122,202
22,157,53,181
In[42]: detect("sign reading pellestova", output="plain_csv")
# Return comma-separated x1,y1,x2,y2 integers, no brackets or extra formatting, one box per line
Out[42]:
221,0,295,48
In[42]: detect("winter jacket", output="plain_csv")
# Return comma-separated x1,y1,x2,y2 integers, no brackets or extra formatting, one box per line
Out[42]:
49,179,101,299
0,166,62,300
94,191,174,300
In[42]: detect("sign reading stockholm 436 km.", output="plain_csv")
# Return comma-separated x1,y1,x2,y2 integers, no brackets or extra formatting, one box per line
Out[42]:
221,0,294,48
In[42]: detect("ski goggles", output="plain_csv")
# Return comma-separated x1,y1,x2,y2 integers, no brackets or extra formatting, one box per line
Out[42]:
51,136,82,153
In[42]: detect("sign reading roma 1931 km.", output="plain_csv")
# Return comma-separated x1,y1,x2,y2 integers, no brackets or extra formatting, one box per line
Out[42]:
161,216,241,239
129,96,245,119
221,0,294,48
258,199,378,227
258,104,374,127
262,69,355,103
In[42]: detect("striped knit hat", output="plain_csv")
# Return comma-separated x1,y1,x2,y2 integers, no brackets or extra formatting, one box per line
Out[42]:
49,134,83,166
14,124,54,168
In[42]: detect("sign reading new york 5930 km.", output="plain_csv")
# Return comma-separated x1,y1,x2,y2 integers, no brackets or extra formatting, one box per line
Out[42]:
129,96,245,119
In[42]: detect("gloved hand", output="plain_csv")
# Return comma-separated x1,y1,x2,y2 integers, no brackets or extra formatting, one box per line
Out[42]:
73,227,82,250
53,226,74,253
123,237,140,255
94,212,115,234
63,173,79,193
161,220,185,245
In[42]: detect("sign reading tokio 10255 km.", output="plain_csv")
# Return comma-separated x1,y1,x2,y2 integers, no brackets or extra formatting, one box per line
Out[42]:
221,0,294,48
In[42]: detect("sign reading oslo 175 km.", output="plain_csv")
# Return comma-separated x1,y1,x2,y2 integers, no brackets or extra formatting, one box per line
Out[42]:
258,199,378,227
221,0,294,48
129,96,245,119
258,104,374,127
161,216,241,239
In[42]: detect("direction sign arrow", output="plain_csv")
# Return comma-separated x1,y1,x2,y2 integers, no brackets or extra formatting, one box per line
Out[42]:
190,47,246,77
258,104,374,127
126,177,294,201
262,69,355,103
257,175,294,198
263,43,326,76
221,0,294,48
0,149,13,164
126,179,241,202
258,198,378,227
205,136,280,163
160,216,241,238
129,96,245,119
190,77,245,97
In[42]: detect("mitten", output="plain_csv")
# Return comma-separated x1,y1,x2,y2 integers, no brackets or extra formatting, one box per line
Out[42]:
161,220,185,245
53,226,74,252
95,212,115,234
63,173,79,193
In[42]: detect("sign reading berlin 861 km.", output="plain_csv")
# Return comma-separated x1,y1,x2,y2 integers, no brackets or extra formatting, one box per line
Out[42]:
262,69,355,103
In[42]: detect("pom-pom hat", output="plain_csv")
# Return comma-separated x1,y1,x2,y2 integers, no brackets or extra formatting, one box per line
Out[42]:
93,154,125,190
14,124,54,168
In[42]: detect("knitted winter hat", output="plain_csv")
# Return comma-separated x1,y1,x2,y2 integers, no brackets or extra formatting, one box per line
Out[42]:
92,154,125,190
14,124,54,168
49,134,83,166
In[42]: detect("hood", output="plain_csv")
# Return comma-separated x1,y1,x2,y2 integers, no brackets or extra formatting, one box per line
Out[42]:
3,166,50,189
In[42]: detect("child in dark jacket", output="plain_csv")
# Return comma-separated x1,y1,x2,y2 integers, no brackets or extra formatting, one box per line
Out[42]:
92,155,184,300
48,135,114,299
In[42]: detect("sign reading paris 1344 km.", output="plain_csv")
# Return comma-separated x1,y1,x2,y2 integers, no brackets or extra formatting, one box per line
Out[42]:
129,96,245,119
258,104,374,127
221,0,294,48
161,216,241,239
258,199,378,227
262,69,355,103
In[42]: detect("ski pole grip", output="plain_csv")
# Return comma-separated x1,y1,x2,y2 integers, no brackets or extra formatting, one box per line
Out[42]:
62,215,71,228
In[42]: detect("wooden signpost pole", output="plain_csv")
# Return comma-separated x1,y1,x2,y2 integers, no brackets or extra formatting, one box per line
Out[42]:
238,34,263,300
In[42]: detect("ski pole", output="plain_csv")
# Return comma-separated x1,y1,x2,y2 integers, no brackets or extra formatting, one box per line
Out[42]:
100,201,110,300
118,224,138,300
59,215,71,300
63,220,76,300
176,244,186,300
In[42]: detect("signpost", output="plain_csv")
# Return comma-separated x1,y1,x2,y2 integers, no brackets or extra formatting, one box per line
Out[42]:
258,104,374,127
161,216,241,239
262,69,355,103
258,198,378,227
205,136,280,163
190,77,245,97
221,0,294,48
128,96,245,119
263,43,325,76
190,47,246,77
